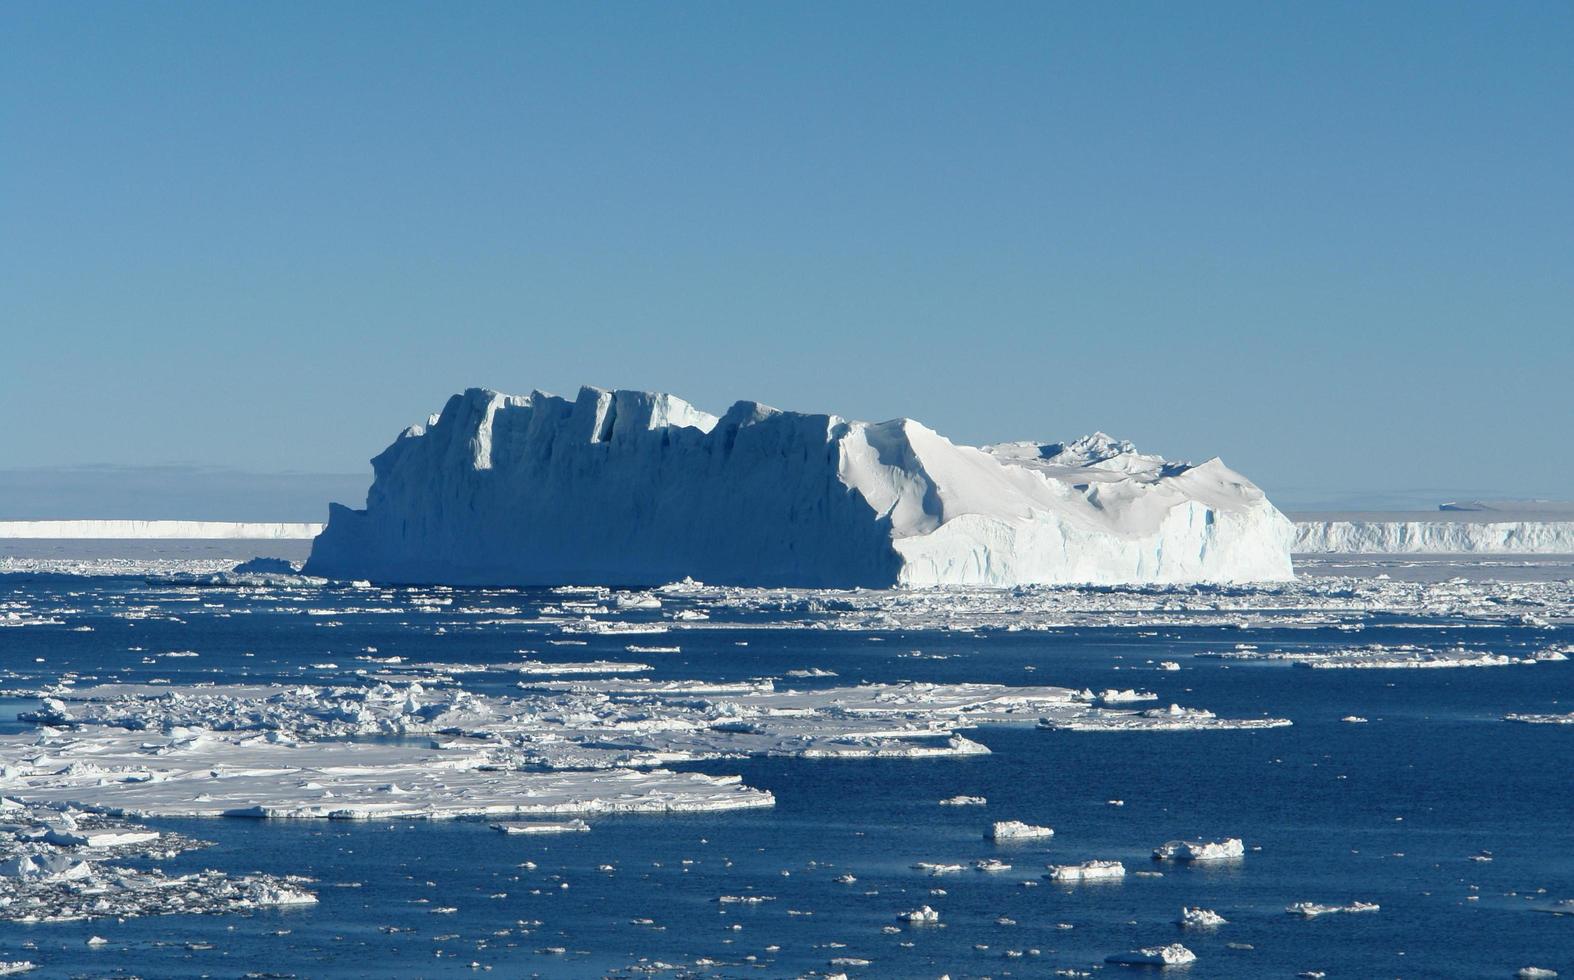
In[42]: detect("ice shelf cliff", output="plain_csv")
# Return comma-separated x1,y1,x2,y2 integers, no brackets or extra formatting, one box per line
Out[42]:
1294,520,1574,554
303,387,1295,587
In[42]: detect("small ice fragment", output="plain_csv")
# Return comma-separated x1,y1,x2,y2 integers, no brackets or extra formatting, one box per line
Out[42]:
1105,944,1196,967
1286,901,1379,917
1176,907,1226,928
939,795,986,806
989,821,1054,841
898,905,940,924
1341,716,1368,723
911,862,964,875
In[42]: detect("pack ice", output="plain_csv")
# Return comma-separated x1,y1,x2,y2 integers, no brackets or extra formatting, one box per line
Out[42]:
305,386,1295,587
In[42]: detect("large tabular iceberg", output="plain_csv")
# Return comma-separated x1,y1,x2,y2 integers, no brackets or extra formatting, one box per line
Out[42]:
304,386,1294,587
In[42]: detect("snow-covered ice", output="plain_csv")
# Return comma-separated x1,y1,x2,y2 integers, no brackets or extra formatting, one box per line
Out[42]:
1153,838,1245,862
305,386,1295,587
1177,906,1227,927
939,795,986,806
1047,860,1126,881
1202,644,1559,669
1105,943,1196,966
988,820,1054,841
0,800,316,922
1295,519,1574,554
1286,901,1380,917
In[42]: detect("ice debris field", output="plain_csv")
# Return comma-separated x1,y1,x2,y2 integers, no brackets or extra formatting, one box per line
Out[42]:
0,550,1570,976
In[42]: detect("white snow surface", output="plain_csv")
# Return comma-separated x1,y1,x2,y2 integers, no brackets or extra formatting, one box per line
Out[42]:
305,386,1295,587
1153,838,1245,862
1047,860,1126,881
988,820,1054,841
0,521,321,540
1294,520,1574,554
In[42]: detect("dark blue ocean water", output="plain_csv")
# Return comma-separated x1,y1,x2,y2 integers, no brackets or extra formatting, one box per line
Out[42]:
1,574,1570,978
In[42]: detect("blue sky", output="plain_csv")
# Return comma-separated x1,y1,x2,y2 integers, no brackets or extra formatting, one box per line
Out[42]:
3,2,1570,512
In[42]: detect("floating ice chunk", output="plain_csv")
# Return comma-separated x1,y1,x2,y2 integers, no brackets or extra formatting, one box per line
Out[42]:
989,821,1054,841
939,795,986,806
1153,838,1244,862
1205,644,1544,669
0,963,35,975
974,859,1012,873
42,826,160,848
1041,703,1290,732
898,905,940,924
1105,943,1196,967
1094,689,1159,705
85,936,108,947
1047,860,1125,881
716,895,773,905
1286,901,1379,917
1505,712,1574,725
0,853,93,882
1340,716,1369,723
249,881,320,906
1176,907,1226,928
912,863,965,875
1517,968,1558,979
491,820,590,835
1157,662,1181,671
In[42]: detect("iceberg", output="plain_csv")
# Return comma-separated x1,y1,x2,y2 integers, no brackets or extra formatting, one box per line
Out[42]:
305,386,1295,588
1105,943,1196,967
1047,860,1126,881
1153,838,1245,862
988,820,1054,841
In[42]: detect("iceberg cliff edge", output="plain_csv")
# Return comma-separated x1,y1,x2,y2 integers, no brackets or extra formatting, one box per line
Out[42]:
304,386,1294,587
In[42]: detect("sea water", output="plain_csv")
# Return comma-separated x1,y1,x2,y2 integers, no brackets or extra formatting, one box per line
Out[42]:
0,563,1570,978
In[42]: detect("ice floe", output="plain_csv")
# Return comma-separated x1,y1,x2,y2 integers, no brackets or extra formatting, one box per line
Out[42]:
1153,838,1245,862
0,800,315,922
939,795,986,806
1105,943,1196,966
1286,900,1379,917
988,820,1054,841
1046,860,1126,881
1176,906,1227,927
1201,644,1565,669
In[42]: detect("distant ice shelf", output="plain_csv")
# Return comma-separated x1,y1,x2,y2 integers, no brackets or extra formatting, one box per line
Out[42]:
1293,520,1574,554
0,520,322,540
306,385,1296,587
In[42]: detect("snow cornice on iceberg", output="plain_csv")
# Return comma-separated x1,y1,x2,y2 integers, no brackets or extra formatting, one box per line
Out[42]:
304,386,1295,587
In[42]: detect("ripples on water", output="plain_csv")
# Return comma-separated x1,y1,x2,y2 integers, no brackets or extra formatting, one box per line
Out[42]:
0,554,1570,978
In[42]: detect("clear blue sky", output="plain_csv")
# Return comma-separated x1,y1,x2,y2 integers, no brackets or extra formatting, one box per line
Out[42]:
3,2,1570,511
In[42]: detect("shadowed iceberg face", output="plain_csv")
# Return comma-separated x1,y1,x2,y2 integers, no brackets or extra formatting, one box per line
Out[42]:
305,385,1295,588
